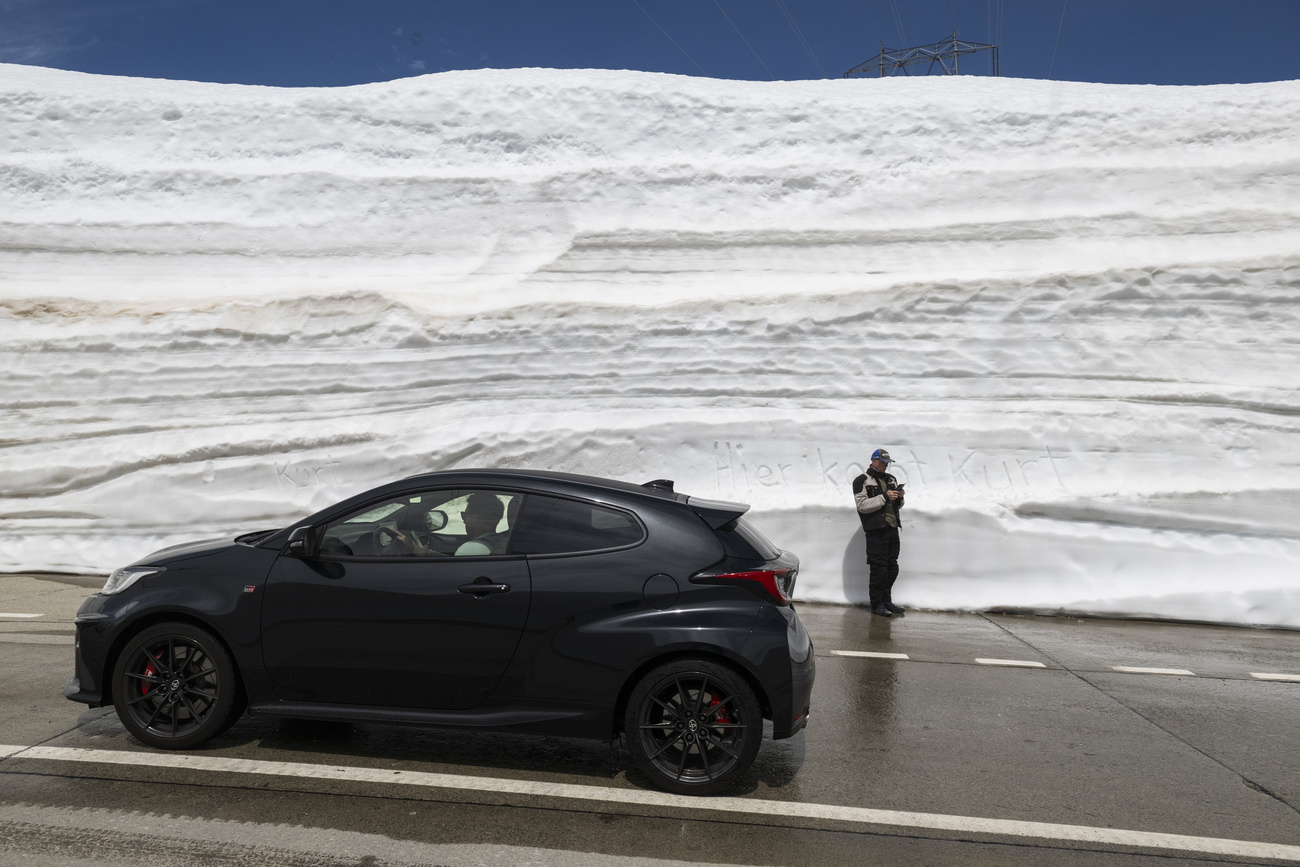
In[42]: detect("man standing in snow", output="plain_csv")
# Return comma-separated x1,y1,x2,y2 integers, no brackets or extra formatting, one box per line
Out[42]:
853,448,906,617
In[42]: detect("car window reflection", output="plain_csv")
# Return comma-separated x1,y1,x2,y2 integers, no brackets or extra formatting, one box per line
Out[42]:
511,495,643,555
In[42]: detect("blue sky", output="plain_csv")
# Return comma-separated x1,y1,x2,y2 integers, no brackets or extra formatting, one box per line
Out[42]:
2,0,1298,87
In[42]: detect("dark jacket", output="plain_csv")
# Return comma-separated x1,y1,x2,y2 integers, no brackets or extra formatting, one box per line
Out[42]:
853,467,904,531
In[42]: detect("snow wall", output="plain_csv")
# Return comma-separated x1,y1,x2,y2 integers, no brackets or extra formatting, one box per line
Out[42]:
2,63,1299,628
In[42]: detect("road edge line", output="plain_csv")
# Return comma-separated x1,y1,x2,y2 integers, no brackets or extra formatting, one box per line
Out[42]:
3,744,1300,861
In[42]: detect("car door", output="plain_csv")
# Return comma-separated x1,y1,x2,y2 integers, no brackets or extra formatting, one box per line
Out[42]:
260,488,530,710
503,493,652,705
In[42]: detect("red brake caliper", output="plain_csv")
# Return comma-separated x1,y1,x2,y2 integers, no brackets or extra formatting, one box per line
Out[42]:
710,696,731,726
140,652,163,695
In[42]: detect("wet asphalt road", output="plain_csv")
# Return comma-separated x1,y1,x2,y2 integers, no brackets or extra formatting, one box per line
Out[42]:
1,573,1298,866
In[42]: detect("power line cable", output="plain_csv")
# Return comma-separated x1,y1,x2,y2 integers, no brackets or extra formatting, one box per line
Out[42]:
630,0,707,76
861,0,881,38
997,0,1005,56
712,0,776,80
887,0,908,47
775,0,825,78
1048,0,1067,78
775,0,828,78
860,0,884,58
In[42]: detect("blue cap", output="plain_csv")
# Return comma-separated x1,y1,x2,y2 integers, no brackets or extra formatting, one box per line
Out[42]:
871,448,894,464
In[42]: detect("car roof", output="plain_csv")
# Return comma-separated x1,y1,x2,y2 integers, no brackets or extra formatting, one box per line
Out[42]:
399,468,685,503
258,468,742,550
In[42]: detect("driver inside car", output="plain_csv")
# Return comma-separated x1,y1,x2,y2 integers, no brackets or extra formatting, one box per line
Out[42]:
379,492,509,557
453,492,507,556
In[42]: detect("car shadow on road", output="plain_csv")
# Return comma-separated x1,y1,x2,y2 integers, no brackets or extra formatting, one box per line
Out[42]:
210,714,806,795
247,716,617,779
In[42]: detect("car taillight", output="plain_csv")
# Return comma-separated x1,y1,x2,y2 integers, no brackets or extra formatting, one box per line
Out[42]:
703,568,795,606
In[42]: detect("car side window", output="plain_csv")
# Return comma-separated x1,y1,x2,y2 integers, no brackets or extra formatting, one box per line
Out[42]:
319,489,521,558
511,495,643,555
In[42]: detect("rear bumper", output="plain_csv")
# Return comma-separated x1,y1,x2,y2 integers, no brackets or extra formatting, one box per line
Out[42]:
745,603,815,740
781,635,815,738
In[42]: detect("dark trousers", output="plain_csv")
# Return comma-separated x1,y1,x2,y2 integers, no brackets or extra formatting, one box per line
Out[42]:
864,525,901,607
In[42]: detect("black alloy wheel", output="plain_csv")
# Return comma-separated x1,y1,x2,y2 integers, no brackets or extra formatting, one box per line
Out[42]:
625,659,762,795
112,622,243,749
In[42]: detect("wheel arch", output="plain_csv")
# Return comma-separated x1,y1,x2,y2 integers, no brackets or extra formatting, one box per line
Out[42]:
100,611,242,707
611,648,772,740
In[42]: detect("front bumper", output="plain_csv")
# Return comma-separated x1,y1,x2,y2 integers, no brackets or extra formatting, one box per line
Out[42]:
63,675,103,707
65,614,110,708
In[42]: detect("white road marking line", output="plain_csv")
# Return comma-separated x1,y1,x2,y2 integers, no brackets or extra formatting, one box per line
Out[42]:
0,634,74,645
976,658,1046,668
3,745,1300,862
832,654,1293,680
0,622,76,632
1111,666,1195,676
0,613,44,619
830,650,910,660
0,802,760,867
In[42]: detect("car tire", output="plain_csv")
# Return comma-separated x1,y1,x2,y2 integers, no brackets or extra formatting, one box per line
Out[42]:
624,658,762,795
112,622,243,750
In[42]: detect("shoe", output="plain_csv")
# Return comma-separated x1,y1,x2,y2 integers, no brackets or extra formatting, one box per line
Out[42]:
870,604,893,617
886,602,905,614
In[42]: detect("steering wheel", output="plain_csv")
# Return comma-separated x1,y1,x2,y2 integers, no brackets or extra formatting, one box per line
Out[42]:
373,526,405,556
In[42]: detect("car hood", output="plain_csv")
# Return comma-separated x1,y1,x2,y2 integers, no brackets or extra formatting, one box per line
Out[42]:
137,537,237,566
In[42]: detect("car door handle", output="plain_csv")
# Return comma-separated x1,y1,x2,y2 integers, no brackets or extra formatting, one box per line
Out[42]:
458,580,511,597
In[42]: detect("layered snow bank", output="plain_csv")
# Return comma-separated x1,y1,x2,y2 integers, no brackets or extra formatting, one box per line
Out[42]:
2,64,1298,627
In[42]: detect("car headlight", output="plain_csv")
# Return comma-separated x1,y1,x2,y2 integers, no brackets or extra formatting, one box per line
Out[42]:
101,565,165,595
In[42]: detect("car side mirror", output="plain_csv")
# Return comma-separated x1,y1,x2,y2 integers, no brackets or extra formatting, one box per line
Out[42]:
286,526,312,557
425,509,448,532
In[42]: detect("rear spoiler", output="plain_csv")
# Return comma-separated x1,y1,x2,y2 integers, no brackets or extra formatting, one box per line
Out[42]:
686,496,750,529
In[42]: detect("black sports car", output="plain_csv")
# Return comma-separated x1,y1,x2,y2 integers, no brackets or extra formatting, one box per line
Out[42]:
66,469,814,794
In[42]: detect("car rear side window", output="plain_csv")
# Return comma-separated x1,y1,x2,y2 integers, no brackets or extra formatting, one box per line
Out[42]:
511,495,644,555
715,517,780,561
